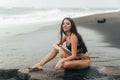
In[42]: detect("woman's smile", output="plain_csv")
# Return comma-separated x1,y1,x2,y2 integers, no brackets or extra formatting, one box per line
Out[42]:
62,19,71,32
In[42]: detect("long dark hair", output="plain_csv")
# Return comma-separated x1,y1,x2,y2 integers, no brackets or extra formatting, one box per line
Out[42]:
60,17,88,52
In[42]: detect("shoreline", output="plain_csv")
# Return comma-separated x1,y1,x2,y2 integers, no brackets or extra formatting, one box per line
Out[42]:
74,11,120,24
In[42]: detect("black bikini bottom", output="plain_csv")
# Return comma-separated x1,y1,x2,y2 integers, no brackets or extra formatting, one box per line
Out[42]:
75,57,90,60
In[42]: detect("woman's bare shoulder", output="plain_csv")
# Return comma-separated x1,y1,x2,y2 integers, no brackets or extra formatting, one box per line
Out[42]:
71,33,77,39
70,33,78,42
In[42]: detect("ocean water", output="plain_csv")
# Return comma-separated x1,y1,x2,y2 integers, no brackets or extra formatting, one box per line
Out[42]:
0,7,120,39
0,7,119,25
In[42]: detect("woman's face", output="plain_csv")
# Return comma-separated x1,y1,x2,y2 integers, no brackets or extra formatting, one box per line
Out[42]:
62,19,71,32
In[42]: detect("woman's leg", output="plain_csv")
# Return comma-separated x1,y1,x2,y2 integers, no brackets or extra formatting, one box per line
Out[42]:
55,47,71,70
29,48,58,69
57,48,90,69
29,46,71,70
59,47,71,58
63,60,90,69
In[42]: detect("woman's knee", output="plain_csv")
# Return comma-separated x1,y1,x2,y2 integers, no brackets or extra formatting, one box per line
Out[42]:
51,47,59,53
52,46,64,53
57,47,65,53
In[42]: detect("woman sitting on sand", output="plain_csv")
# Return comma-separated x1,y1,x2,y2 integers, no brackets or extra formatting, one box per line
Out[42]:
29,17,90,70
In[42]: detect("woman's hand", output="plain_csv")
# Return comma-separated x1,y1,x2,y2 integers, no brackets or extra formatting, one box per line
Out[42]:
55,59,65,70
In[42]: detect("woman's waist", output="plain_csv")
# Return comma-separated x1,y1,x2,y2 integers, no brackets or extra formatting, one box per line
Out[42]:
75,57,90,60
75,53,90,60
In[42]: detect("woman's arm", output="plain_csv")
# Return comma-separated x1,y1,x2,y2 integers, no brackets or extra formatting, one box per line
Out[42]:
62,34,78,62
53,36,66,50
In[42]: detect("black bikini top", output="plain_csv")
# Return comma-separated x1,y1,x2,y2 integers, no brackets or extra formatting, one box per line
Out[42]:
66,43,87,54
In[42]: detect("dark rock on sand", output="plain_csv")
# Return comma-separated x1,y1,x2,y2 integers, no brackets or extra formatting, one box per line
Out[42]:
0,69,18,79
97,18,106,23
0,69,29,80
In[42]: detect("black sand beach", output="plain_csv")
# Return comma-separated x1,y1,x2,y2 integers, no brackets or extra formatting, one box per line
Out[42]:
0,11,120,80
74,11,120,48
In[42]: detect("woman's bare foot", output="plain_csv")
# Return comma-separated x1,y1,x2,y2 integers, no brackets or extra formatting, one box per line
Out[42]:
28,63,43,71
55,60,63,70
55,64,62,70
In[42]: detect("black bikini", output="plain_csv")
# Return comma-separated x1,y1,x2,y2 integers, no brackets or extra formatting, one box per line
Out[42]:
66,43,88,54
66,34,90,60
66,43,90,60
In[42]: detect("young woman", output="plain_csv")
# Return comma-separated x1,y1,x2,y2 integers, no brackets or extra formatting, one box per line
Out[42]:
29,17,90,70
